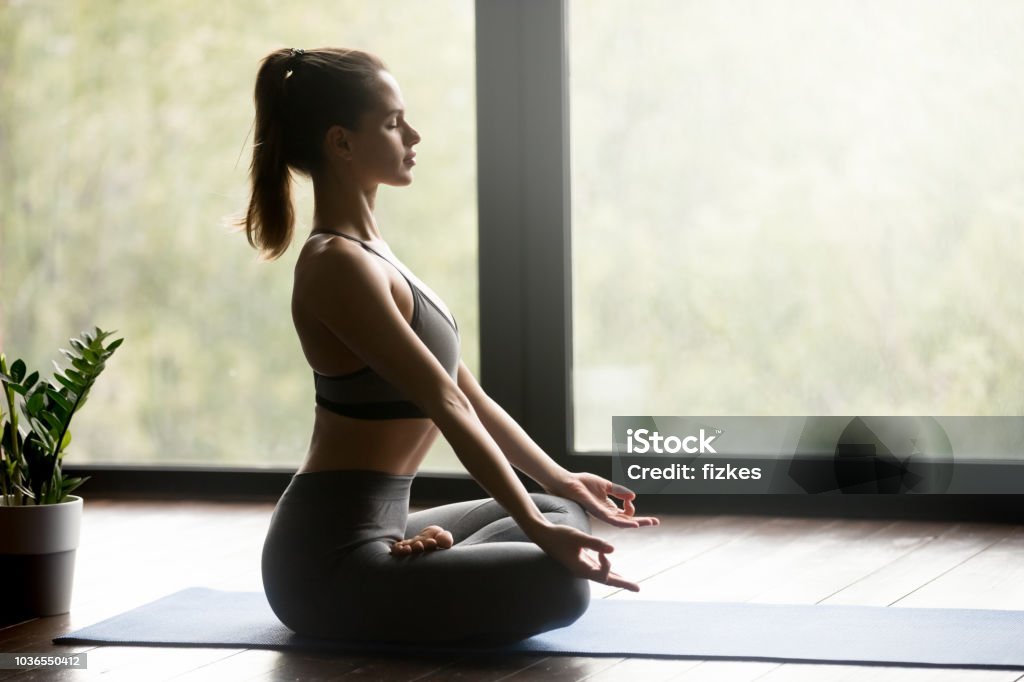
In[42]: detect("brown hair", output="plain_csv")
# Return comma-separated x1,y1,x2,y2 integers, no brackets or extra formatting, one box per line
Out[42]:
236,47,388,261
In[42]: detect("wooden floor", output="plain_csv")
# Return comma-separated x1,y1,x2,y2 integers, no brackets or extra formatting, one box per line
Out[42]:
2,498,1023,681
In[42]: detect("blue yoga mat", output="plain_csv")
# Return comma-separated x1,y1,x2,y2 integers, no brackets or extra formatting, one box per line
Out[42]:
53,587,1024,670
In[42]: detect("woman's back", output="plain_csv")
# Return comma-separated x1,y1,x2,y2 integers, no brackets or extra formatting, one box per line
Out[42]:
291,230,454,475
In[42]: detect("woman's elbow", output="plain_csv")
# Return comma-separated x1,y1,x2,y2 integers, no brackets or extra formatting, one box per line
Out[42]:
439,385,473,414
419,384,474,428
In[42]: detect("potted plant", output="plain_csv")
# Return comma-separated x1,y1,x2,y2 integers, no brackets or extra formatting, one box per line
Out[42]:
0,326,123,623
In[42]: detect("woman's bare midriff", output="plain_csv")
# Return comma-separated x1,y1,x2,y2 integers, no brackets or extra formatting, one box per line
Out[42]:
292,233,440,477
296,406,440,476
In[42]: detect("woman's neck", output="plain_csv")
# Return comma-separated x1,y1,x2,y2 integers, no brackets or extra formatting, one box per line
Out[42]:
311,178,381,241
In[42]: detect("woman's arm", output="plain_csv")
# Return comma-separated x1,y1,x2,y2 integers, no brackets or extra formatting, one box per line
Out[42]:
456,360,660,530
455,359,571,493
298,244,548,535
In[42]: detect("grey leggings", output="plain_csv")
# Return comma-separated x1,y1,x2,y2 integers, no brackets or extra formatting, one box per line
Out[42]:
261,469,591,644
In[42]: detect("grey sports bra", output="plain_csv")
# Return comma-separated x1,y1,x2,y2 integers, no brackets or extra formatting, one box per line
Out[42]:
311,231,460,420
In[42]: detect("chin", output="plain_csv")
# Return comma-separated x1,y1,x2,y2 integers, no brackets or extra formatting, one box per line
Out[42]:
389,173,414,187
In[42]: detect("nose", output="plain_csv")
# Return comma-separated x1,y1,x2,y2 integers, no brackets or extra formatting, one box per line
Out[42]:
405,122,421,146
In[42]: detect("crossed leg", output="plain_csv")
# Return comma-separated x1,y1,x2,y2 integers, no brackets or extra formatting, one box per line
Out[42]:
348,492,594,643
403,492,591,547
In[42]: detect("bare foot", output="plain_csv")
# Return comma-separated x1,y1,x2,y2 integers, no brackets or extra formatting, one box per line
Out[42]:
390,525,454,556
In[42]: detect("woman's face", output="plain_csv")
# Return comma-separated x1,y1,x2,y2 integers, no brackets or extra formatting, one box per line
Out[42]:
341,70,421,188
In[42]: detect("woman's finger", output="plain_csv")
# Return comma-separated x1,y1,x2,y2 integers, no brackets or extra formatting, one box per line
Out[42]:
580,533,615,554
590,502,659,528
580,553,637,592
579,549,600,571
604,571,640,592
596,513,641,529
598,551,612,578
606,482,636,499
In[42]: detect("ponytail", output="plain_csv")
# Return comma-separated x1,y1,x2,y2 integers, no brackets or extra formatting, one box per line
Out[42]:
237,50,295,262
235,47,388,262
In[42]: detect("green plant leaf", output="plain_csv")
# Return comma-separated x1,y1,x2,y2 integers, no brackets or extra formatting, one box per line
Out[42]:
53,372,81,393
60,475,89,500
10,360,26,383
2,421,24,457
60,430,72,451
22,435,54,502
106,338,124,352
45,386,74,415
67,369,87,384
41,411,63,434
70,357,92,374
23,371,39,391
82,348,100,363
27,417,54,450
1,421,13,454
27,391,45,414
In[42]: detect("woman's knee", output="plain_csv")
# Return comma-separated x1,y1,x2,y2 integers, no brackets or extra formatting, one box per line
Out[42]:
565,575,592,622
531,493,590,533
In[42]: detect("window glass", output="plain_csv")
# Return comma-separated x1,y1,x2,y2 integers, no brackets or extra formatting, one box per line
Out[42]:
569,1,1024,451
0,1,477,469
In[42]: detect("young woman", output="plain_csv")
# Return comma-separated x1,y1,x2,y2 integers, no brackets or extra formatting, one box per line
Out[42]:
241,47,659,644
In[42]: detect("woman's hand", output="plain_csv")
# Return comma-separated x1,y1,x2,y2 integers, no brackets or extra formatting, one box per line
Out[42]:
390,525,454,556
525,521,640,591
545,472,660,529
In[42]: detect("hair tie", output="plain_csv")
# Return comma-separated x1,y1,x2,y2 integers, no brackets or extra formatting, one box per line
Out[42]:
290,48,305,58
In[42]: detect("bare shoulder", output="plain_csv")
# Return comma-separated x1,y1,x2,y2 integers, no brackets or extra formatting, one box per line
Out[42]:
294,236,390,304
295,234,371,284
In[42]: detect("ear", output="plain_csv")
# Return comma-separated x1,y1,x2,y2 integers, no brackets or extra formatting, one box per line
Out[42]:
324,124,355,162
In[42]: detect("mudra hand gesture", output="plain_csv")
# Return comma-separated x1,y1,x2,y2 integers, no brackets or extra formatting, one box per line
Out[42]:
523,471,658,591
391,470,658,591
544,471,660,529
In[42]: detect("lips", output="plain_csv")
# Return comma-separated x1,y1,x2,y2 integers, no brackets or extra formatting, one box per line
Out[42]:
404,152,416,165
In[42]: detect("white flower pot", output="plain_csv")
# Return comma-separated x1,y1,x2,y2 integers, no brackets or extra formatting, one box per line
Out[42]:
0,495,83,622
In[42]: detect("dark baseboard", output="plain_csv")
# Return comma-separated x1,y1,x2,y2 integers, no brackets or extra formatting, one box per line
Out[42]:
62,464,491,506
63,465,1023,523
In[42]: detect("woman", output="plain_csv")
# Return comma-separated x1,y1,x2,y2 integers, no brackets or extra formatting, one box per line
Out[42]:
241,47,659,644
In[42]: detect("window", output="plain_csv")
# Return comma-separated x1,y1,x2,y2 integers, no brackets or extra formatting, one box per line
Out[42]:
568,0,1024,453
0,1,477,470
